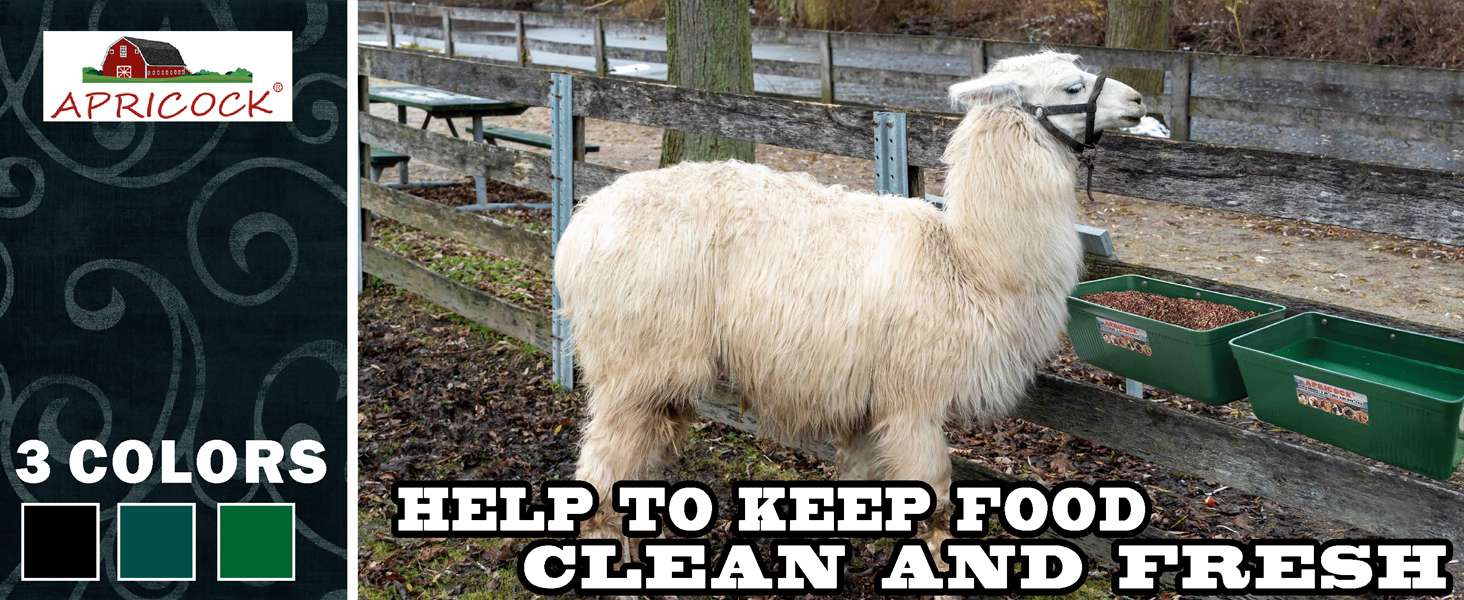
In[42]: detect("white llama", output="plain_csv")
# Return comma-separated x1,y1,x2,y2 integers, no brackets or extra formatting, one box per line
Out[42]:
555,51,1146,554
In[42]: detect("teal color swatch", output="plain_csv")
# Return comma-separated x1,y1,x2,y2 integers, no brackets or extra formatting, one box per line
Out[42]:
117,504,194,580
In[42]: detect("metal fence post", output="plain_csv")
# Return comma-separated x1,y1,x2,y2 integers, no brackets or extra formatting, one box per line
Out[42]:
550,73,575,390
1078,228,1144,398
873,111,909,197
469,116,488,208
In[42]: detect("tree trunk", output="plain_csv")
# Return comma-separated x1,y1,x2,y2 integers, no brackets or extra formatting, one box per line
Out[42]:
659,0,755,167
1102,0,1171,98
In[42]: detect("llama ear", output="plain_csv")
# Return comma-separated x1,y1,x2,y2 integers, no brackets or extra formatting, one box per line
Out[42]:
949,77,1023,110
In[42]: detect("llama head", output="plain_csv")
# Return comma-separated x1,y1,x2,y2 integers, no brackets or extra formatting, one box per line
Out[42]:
948,51,1146,142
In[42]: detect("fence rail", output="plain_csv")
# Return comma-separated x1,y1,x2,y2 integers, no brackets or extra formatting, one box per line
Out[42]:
361,48,1464,246
358,48,1464,587
361,180,552,272
360,1,1464,151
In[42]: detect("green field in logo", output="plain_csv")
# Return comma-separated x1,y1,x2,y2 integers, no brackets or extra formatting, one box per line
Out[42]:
81,73,253,83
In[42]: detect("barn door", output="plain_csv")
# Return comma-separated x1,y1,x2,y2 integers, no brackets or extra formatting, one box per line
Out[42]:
117,66,131,78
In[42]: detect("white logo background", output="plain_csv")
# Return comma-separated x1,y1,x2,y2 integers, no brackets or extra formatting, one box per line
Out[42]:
43,31,293,122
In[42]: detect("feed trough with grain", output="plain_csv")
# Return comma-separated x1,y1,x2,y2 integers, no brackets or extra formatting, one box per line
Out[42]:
1231,313,1464,480
1066,275,1286,404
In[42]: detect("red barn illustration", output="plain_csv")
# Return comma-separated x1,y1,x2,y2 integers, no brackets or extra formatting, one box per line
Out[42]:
101,37,191,78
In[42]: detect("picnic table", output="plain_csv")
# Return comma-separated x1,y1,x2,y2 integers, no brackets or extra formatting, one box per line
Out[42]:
369,85,530,210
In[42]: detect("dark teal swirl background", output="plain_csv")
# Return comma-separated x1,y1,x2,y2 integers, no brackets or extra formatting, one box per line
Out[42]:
0,1,347,598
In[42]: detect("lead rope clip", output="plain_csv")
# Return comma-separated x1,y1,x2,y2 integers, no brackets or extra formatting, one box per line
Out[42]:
1081,149,1098,203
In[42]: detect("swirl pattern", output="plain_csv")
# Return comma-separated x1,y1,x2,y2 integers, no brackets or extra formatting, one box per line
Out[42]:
0,0,347,597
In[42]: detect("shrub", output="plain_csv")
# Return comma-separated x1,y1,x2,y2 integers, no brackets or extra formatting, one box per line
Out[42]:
1173,0,1464,68
82,66,100,75
228,67,252,76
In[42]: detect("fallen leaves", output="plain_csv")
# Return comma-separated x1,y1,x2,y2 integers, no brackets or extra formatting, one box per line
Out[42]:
1247,216,1463,263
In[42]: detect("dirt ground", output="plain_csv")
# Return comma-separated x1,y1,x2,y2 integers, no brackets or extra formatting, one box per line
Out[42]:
360,284,1129,600
360,276,1400,600
361,91,1464,599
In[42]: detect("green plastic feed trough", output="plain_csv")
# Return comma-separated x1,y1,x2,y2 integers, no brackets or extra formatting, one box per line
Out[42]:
1066,275,1287,405
1230,313,1464,480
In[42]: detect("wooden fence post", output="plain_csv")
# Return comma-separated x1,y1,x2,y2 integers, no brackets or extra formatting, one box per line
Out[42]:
1170,52,1192,141
818,31,834,103
972,39,986,77
441,7,454,57
358,74,373,292
907,166,925,199
360,75,372,181
384,2,396,49
395,105,409,184
592,17,608,77
572,117,588,162
515,12,528,67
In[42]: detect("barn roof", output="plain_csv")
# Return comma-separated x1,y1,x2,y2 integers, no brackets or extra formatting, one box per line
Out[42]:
120,37,187,66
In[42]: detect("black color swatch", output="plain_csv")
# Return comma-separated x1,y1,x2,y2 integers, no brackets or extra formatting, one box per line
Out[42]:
22,505,98,580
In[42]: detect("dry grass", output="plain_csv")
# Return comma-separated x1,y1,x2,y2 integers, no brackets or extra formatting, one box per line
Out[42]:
571,0,1464,69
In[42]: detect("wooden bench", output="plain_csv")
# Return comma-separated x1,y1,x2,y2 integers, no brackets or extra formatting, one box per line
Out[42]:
369,148,410,182
469,125,600,153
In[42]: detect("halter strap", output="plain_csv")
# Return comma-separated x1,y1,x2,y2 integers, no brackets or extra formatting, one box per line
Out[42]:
1021,75,1107,155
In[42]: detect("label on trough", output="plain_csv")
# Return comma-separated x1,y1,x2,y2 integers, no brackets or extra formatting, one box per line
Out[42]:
1295,376,1369,425
1097,317,1152,356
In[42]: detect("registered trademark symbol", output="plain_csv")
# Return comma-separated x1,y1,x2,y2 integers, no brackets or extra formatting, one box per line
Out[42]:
273,82,284,92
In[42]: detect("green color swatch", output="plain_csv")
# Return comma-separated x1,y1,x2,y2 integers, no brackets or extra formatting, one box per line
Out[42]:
217,504,294,580
118,504,194,580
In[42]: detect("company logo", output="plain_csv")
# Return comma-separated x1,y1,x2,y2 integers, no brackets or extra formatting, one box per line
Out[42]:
44,31,292,122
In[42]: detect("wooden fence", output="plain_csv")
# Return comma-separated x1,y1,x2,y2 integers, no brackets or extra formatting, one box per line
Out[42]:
357,47,1464,589
360,0,1464,151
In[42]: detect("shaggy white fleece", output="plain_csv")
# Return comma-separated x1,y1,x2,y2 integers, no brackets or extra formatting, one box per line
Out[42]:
555,50,1144,551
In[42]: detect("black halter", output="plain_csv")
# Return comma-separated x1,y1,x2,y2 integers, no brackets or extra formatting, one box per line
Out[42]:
1021,74,1108,154
1021,75,1107,201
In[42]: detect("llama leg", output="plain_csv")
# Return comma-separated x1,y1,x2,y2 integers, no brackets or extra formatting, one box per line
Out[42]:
834,429,881,480
874,416,954,569
575,390,695,558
